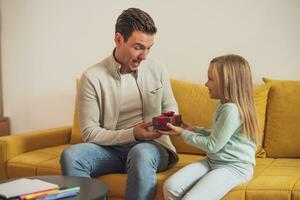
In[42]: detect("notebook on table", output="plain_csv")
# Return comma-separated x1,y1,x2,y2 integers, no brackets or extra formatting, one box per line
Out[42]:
0,178,59,199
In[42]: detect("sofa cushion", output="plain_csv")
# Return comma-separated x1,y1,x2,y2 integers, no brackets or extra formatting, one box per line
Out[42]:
246,158,300,199
6,145,69,178
171,80,270,157
247,175,298,199
293,178,300,200
263,78,300,157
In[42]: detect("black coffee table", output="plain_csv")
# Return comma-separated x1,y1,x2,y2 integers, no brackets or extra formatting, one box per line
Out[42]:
0,175,109,200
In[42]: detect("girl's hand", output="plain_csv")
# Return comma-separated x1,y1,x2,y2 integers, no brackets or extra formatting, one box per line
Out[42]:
159,123,184,136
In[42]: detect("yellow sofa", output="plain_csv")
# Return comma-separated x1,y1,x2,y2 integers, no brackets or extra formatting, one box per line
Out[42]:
1,78,300,200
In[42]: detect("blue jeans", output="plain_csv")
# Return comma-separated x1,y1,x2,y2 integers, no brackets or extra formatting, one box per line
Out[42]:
60,141,170,200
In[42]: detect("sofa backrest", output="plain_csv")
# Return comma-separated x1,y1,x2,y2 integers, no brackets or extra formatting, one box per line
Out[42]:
263,78,300,158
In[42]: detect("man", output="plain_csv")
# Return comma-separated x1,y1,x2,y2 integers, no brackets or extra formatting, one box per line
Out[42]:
60,8,178,200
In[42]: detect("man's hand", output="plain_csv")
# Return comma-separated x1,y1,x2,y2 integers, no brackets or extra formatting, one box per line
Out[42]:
133,122,161,141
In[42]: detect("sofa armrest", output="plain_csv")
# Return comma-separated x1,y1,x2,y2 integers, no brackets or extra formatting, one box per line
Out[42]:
0,126,72,180
0,126,71,163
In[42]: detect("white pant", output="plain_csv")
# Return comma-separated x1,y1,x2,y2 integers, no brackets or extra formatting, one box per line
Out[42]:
163,158,253,200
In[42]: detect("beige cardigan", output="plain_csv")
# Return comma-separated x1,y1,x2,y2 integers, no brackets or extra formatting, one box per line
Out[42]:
77,53,179,164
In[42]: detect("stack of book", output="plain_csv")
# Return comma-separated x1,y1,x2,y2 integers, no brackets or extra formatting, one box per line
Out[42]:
0,178,80,200
20,186,80,200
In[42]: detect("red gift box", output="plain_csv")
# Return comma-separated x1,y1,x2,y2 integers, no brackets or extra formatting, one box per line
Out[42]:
152,112,182,131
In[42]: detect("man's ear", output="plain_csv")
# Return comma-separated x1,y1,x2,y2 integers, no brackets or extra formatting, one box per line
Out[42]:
114,32,124,46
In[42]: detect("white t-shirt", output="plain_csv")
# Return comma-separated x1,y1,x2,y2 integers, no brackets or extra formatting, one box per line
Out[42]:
116,73,143,130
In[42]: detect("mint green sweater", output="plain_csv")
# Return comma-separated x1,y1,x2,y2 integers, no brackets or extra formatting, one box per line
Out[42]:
181,103,256,166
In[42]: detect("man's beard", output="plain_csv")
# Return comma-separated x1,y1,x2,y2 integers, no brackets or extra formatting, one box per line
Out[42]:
129,64,139,71
129,60,142,71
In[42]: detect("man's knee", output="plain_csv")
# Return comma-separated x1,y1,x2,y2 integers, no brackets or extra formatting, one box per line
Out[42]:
126,143,163,170
60,144,91,172
60,145,80,164
60,144,94,176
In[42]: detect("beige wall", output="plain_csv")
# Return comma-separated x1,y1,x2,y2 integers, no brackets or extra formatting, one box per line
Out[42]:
1,0,300,133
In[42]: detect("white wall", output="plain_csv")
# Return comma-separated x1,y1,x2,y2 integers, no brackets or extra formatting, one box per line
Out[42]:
1,0,300,134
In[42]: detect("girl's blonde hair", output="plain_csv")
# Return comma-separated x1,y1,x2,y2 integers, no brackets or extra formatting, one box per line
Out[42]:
209,54,260,144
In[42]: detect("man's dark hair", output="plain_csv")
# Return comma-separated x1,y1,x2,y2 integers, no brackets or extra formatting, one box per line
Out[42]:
115,8,157,42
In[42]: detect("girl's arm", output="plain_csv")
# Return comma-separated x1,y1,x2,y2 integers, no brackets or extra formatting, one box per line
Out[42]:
181,104,241,153
195,127,211,136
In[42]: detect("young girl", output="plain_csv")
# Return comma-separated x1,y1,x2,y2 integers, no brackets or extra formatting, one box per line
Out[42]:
162,54,260,200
